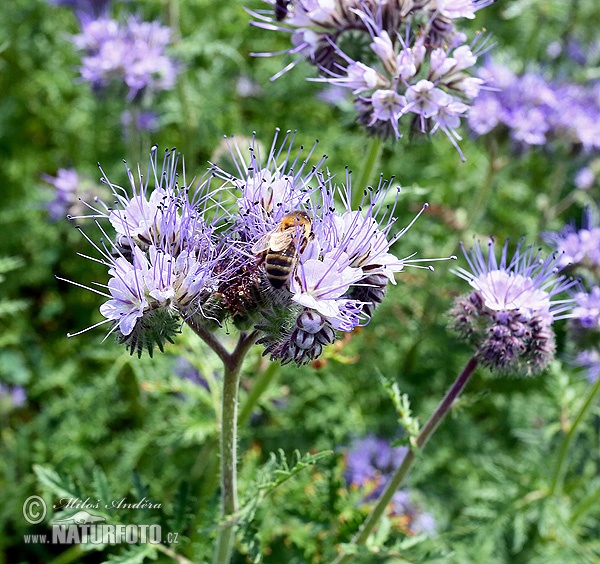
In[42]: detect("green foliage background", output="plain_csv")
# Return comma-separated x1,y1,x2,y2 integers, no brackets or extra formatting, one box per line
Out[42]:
1,0,600,562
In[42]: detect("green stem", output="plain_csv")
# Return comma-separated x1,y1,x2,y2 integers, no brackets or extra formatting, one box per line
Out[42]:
352,137,382,209
549,374,600,497
212,331,258,564
238,362,280,427
155,542,194,564
334,355,479,563
465,140,499,226
570,482,600,526
48,545,84,564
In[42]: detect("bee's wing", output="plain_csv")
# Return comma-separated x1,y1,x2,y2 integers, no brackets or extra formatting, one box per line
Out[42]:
268,229,295,252
251,232,273,254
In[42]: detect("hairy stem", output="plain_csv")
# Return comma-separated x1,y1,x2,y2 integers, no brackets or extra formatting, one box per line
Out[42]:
334,355,479,563
211,330,258,564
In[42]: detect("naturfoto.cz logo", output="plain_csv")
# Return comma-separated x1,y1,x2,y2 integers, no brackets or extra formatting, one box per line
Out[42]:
22,497,179,546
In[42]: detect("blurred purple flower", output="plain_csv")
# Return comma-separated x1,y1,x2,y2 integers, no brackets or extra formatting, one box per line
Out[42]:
42,168,103,222
48,0,110,17
0,384,27,408
574,350,600,383
72,16,178,100
469,60,600,151
543,210,600,270
574,167,595,190
344,435,436,536
573,287,600,329
121,110,160,134
173,357,211,391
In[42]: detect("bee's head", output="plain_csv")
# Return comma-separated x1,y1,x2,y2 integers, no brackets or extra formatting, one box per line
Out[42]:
280,211,312,233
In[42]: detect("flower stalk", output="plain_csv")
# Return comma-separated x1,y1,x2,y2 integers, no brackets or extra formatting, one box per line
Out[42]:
550,372,600,497
334,355,479,563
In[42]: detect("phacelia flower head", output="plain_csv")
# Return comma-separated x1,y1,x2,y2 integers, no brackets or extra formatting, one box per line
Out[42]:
64,132,452,364
72,15,178,100
211,130,452,364
61,147,232,356
450,238,577,376
250,0,493,157
344,435,436,536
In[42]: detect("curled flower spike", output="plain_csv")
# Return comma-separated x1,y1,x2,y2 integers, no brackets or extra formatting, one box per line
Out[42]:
249,0,494,157
450,238,577,376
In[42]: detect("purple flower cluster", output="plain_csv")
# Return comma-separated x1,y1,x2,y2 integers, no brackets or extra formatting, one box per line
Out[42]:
42,168,104,222
66,132,444,363
250,0,493,156
545,210,600,382
72,16,178,99
48,0,110,16
450,239,576,376
469,60,600,151
344,435,436,536
543,210,600,272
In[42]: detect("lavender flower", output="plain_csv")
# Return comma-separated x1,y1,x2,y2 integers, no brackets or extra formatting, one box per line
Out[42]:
42,168,103,221
60,147,232,356
64,133,451,363
213,130,451,364
72,16,178,100
543,210,600,272
250,0,493,156
0,384,27,408
450,239,577,376
574,350,600,383
469,60,600,151
344,435,436,536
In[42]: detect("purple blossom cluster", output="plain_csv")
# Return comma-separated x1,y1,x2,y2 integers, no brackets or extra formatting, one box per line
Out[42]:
48,0,110,16
71,15,178,100
42,168,104,222
543,210,600,273
250,0,493,156
450,239,577,376
66,132,443,363
344,435,436,535
469,60,600,151
545,211,600,382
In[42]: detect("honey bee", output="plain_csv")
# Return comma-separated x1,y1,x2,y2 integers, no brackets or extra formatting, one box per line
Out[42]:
252,211,313,289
